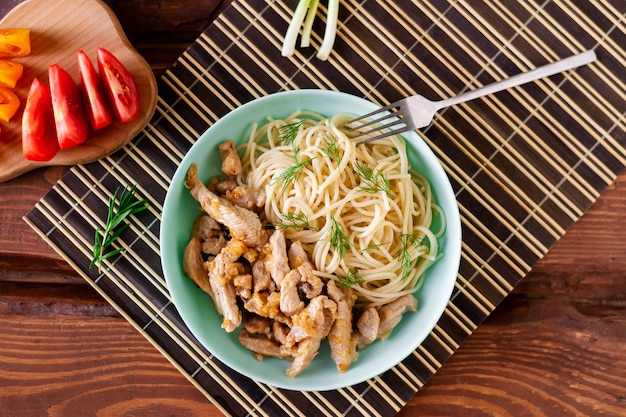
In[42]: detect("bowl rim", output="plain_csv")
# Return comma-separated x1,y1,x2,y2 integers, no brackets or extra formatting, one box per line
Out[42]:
161,89,462,391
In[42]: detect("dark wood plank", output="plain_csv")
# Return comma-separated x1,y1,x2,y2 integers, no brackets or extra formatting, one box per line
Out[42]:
1,286,623,417
400,297,626,417
0,311,222,417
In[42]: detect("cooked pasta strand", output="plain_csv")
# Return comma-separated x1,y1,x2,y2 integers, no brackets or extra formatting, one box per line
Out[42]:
237,111,443,308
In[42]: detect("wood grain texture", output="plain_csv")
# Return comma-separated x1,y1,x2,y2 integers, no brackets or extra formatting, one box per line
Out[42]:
1,290,623,417
0,0,158,182
0,313,219,417
399,298,626,417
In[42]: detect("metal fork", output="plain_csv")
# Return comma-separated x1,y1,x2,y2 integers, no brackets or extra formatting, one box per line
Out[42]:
347,50,596,144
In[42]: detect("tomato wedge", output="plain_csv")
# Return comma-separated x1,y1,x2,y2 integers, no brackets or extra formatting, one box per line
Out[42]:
97,47,139,123
22,78,59,161
0,59,24,88
0,85,20,122
0,28,31,59
49,64,88,149
77,50,112,130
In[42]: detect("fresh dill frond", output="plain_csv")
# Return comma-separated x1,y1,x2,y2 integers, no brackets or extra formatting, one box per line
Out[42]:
277,120,303,145
364,242,389,252
329,216,351,259
337,268,364,288
275,210,318,231
354,161,395,197
272,157,315,189
90,185,149,272
396,233,424,279
320,135,342,166
277,120,303,159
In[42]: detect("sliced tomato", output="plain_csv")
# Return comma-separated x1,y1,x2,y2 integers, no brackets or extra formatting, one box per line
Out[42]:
97,47,139,123
22,78,59,161
0,59,24,88
49,64,88,149
0,85,20,122
77,50,112,130
0,28,31,59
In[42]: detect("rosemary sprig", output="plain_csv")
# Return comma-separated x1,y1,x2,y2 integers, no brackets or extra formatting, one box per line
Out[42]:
275,210,318,231
354,161,395,197
320,135,342,166
272,157,315,190
396,233,423,279
90,185,148,271
337,268,364,288
329,216,351,259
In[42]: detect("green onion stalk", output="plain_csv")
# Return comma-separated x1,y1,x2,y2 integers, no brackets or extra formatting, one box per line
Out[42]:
282,0,339,60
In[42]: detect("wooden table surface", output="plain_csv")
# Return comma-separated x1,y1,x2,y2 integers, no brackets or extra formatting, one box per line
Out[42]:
1,1,624,416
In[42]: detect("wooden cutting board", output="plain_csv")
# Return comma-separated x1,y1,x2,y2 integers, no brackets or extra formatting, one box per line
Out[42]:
0,0,157,182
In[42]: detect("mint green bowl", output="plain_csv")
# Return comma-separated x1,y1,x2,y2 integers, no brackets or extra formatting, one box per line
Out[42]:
160,89,462,391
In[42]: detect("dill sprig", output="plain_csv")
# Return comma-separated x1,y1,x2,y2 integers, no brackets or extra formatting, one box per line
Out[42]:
354,161,395,197
90,185,148,271
364,242,389,252
277,120,303,159
338,268,364,288
277,120,303,145
275,210,318,231
329,216,351,259
396,233,423,279
272,157,315,190
320,135,342,166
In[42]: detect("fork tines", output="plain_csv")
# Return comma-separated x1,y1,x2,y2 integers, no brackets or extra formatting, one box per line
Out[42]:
346,99,412,144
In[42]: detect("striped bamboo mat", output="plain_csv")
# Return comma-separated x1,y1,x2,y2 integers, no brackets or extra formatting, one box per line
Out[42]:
24,1,626,416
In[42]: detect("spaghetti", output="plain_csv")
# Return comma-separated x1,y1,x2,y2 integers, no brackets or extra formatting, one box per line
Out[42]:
237,110,444,308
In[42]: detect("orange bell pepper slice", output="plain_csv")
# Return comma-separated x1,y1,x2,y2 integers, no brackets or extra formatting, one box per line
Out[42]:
0,28,31,59
0,59,24,88
0,85,20,122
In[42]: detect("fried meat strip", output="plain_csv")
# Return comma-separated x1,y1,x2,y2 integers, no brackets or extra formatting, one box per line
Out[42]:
251,259,273,292
263,230,290,288
356,307,380,349
288,240,323,299
238,329,292,361
206,239,248,332
285,295,337,377
182,237,217,308
243,291,282,320
219,140,242,176
226,185,266,211
186,163,267,247
280,269,305,316
327,280,359,372
377,294,418,339
190,214,227,255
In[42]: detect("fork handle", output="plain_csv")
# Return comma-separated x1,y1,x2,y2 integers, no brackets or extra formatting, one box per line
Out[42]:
437,50,597,109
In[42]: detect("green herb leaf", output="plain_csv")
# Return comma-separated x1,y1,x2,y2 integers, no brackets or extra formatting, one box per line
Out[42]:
277,120,303,159
354,161,395,197
320,135,342,166
364,242,389,252
277,120,303,145
272,157,315,190
396,233,423,279
337,268,364,288
90,185,149,271
275,210,318,231
329,216,351,259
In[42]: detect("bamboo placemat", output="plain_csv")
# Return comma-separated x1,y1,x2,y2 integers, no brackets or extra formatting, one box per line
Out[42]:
24,1,625,416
